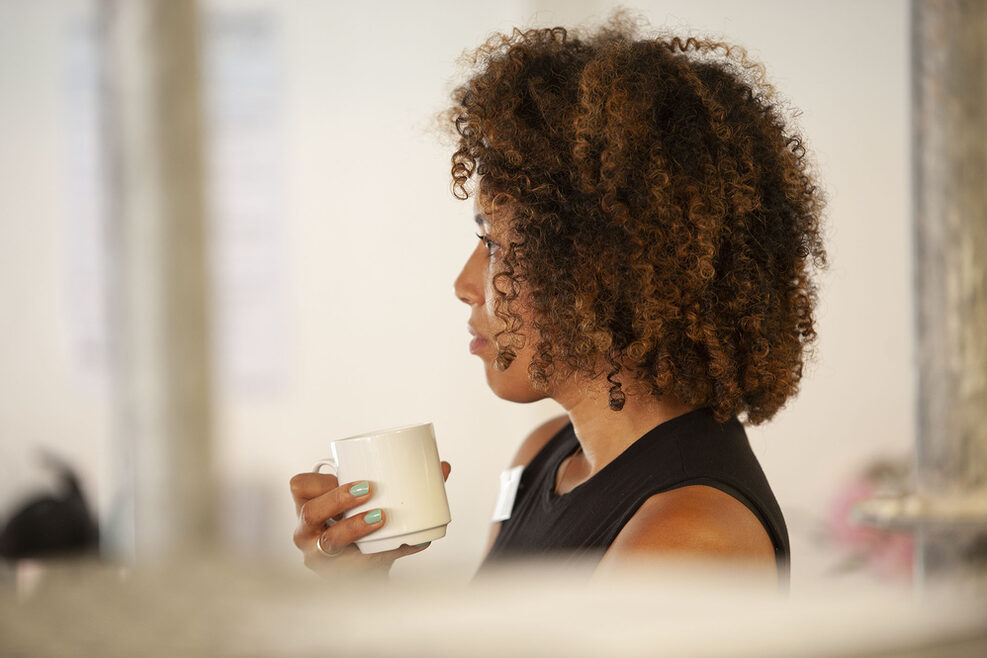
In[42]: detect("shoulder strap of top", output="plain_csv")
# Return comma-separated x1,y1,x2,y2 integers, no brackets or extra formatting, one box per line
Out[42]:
513,421,576,504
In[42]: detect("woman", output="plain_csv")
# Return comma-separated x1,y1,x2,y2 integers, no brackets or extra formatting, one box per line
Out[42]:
290,16,826,581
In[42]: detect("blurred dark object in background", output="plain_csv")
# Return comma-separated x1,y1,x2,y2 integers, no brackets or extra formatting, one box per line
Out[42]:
0,453,99,560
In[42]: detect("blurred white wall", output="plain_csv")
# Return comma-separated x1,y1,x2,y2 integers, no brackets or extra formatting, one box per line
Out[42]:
0,0,114,525
0,0,911,586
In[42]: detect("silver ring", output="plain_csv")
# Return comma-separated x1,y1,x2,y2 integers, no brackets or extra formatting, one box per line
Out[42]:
316,534,344,558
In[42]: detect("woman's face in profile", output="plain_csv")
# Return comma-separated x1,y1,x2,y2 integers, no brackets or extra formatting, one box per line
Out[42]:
454,195,546,404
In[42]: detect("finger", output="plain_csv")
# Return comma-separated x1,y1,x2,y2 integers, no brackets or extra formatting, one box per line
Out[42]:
441,461,451,482
354,540,431,568
394,541,433,558
297,480,373,533
316,532,347,558
315,508,386,555
290,472,339,513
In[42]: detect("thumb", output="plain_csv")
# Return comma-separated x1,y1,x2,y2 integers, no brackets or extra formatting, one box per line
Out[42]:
441,461,451,481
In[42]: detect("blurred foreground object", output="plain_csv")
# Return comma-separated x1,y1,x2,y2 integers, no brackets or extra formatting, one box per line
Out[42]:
854,0,987,594
1,557,985,657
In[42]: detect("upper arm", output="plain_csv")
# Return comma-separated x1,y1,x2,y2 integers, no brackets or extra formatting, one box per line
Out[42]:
598,485,777,579
484,414,570,555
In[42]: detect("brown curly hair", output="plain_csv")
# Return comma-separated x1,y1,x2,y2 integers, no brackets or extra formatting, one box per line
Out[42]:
448,16,827,425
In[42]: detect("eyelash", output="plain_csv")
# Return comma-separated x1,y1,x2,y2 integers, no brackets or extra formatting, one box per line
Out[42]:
475,232,499,256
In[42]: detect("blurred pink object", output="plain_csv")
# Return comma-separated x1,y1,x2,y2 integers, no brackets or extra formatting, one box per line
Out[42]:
828,460,915,581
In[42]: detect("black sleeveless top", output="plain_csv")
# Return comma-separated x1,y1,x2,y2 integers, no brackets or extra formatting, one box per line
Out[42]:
479,407,790,578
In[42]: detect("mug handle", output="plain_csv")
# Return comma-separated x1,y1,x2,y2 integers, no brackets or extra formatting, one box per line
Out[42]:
313,457,338,476
312,457,340,528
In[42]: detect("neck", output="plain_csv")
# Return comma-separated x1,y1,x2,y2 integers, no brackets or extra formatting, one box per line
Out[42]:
554,380,700,476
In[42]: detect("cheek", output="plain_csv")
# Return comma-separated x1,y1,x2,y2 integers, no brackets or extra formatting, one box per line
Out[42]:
477,261,546,403
483,276,498,315
482,271,507,334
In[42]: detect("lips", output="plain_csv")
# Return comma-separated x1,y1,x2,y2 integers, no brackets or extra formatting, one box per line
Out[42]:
468,324,489,354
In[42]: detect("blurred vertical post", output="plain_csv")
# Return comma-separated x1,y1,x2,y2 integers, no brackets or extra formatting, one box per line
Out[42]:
913,0,987,589
100,0,216,562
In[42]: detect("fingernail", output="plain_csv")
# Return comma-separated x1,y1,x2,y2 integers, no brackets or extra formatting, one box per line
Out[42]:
349,481,370,497
414,542,431,548
364,509,383,524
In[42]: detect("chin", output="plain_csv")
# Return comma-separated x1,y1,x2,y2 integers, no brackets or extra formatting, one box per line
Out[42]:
490,387,549,404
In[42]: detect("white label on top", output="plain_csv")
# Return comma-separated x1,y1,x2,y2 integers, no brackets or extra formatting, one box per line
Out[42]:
492,465,524,522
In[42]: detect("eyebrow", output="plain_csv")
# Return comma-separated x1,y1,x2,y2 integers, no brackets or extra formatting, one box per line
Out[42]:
473,214,487,227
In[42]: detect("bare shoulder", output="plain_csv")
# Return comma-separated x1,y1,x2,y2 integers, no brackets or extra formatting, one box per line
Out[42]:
601,485,776,571
509,414,570,469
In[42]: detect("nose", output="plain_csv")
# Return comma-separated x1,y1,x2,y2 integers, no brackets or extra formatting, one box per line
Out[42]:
454,243,484,306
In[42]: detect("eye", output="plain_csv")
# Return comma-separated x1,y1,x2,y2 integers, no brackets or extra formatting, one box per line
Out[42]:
475,232,500,257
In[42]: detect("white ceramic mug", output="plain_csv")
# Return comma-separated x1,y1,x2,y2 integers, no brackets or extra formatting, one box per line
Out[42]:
313,423,451,554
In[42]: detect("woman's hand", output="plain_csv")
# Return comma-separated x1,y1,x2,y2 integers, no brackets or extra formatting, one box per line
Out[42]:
290,461,451,577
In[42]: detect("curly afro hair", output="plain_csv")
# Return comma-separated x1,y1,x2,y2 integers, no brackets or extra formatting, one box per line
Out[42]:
448,16,827,425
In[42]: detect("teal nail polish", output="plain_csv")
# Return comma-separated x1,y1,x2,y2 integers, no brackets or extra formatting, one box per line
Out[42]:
349,481,370,497
414,542,431,548
364,509,383,524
